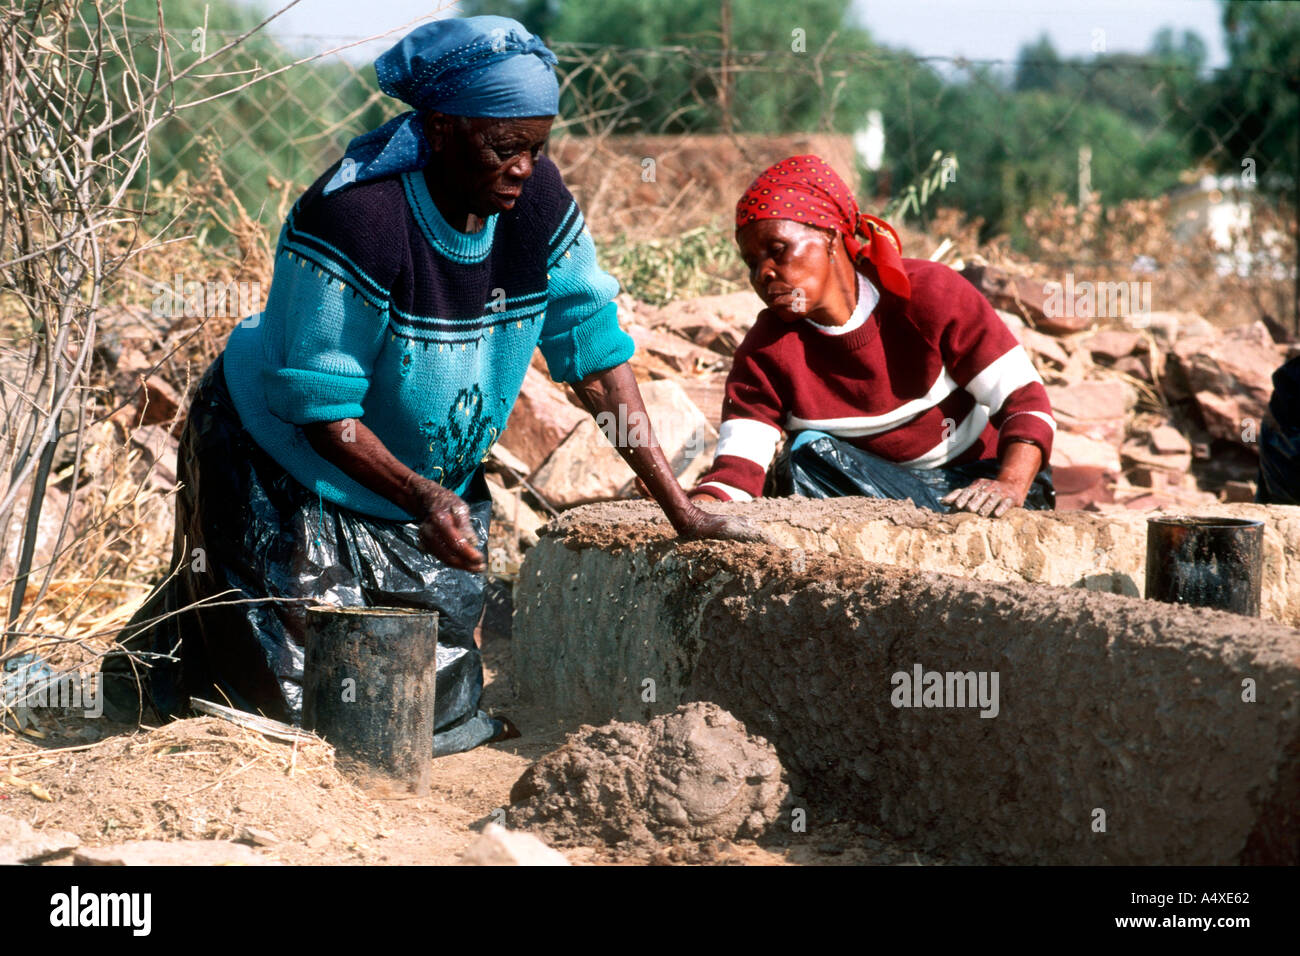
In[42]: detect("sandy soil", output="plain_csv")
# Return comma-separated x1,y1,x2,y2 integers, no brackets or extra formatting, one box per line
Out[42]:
1,623,942,866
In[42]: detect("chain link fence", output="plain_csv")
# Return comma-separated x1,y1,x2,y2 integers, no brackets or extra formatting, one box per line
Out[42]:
136,28,1297,325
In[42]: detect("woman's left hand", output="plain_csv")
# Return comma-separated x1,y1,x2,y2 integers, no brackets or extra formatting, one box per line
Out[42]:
940,476,1028,518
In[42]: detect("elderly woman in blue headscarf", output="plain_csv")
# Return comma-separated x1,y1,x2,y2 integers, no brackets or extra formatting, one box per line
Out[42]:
106,16,762,754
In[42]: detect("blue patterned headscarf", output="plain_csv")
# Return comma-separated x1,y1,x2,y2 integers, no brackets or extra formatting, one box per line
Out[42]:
324,16,559,196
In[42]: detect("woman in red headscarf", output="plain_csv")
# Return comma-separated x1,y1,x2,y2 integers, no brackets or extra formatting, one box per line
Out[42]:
689,155,1055,518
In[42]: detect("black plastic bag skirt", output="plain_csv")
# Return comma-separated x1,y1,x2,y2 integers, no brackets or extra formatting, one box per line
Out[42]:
102,354,503,756
773,430,1055,511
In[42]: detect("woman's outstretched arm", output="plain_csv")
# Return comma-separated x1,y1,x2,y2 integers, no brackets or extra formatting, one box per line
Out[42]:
569,362,772,544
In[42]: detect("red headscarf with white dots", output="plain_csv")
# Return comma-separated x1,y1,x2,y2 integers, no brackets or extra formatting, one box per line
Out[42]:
736,154,911,299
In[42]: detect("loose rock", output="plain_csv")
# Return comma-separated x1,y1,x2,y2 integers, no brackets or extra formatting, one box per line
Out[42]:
459,823,570,866
498,366,586,472
530,380,716,507
0,814,80,865
74,839,276,866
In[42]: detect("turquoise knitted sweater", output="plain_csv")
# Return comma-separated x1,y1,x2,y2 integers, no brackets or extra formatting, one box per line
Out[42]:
223,155,632,520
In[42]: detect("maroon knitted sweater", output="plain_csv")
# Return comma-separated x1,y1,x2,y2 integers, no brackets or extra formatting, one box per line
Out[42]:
694,259,1056,501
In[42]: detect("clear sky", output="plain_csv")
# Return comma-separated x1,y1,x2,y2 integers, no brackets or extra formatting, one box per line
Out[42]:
248,0,1230,68
855,0,1227,68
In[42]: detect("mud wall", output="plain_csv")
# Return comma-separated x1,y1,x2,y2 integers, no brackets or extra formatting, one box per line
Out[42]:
529,499,1300,625
514,502,1300,864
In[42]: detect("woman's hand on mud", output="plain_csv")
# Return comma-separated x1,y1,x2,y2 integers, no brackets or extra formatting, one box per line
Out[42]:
410,478,486,572
631,475,759,538
675,503,775,545
940,476,1027,519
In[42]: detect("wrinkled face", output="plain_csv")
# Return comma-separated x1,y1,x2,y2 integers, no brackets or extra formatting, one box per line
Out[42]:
737,218,839,322
424,113,554,215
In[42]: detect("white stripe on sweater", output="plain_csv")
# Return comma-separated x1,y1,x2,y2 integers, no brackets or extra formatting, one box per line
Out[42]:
785,368,959,437
697,480,754,502
715,417,783,471
964,346,1044,414
999,409,1057,434
901,404,990,468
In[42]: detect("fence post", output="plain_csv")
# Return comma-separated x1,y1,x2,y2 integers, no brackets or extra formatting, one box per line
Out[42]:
719,0,733,134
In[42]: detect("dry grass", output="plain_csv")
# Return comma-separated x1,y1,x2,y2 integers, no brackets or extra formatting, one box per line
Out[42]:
2,150,274,686
1015,192,1295,332
2,716,385,854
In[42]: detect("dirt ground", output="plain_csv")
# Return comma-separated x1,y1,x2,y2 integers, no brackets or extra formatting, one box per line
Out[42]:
1,621,943,866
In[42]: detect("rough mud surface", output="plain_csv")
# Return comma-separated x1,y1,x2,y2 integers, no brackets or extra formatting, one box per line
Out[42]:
515,513,1300,864
547,496,1300,625
2,638,564,866
507,702,790,846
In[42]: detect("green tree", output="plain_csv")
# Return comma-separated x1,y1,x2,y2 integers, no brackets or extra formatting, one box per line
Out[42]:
1014,28,1210,128
1208,0,1300,191
1013,34,1063,93
78,0,392,225
462,0,561,36
462,0,880,133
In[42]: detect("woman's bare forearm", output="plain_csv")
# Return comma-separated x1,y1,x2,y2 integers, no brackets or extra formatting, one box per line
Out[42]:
303,419,426,515
997,440,1043,499
304,418,485,570
568,363,773,544
569,362,695,531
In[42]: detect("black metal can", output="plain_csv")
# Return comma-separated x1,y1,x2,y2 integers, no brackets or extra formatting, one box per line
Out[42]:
1144,516,1265,617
